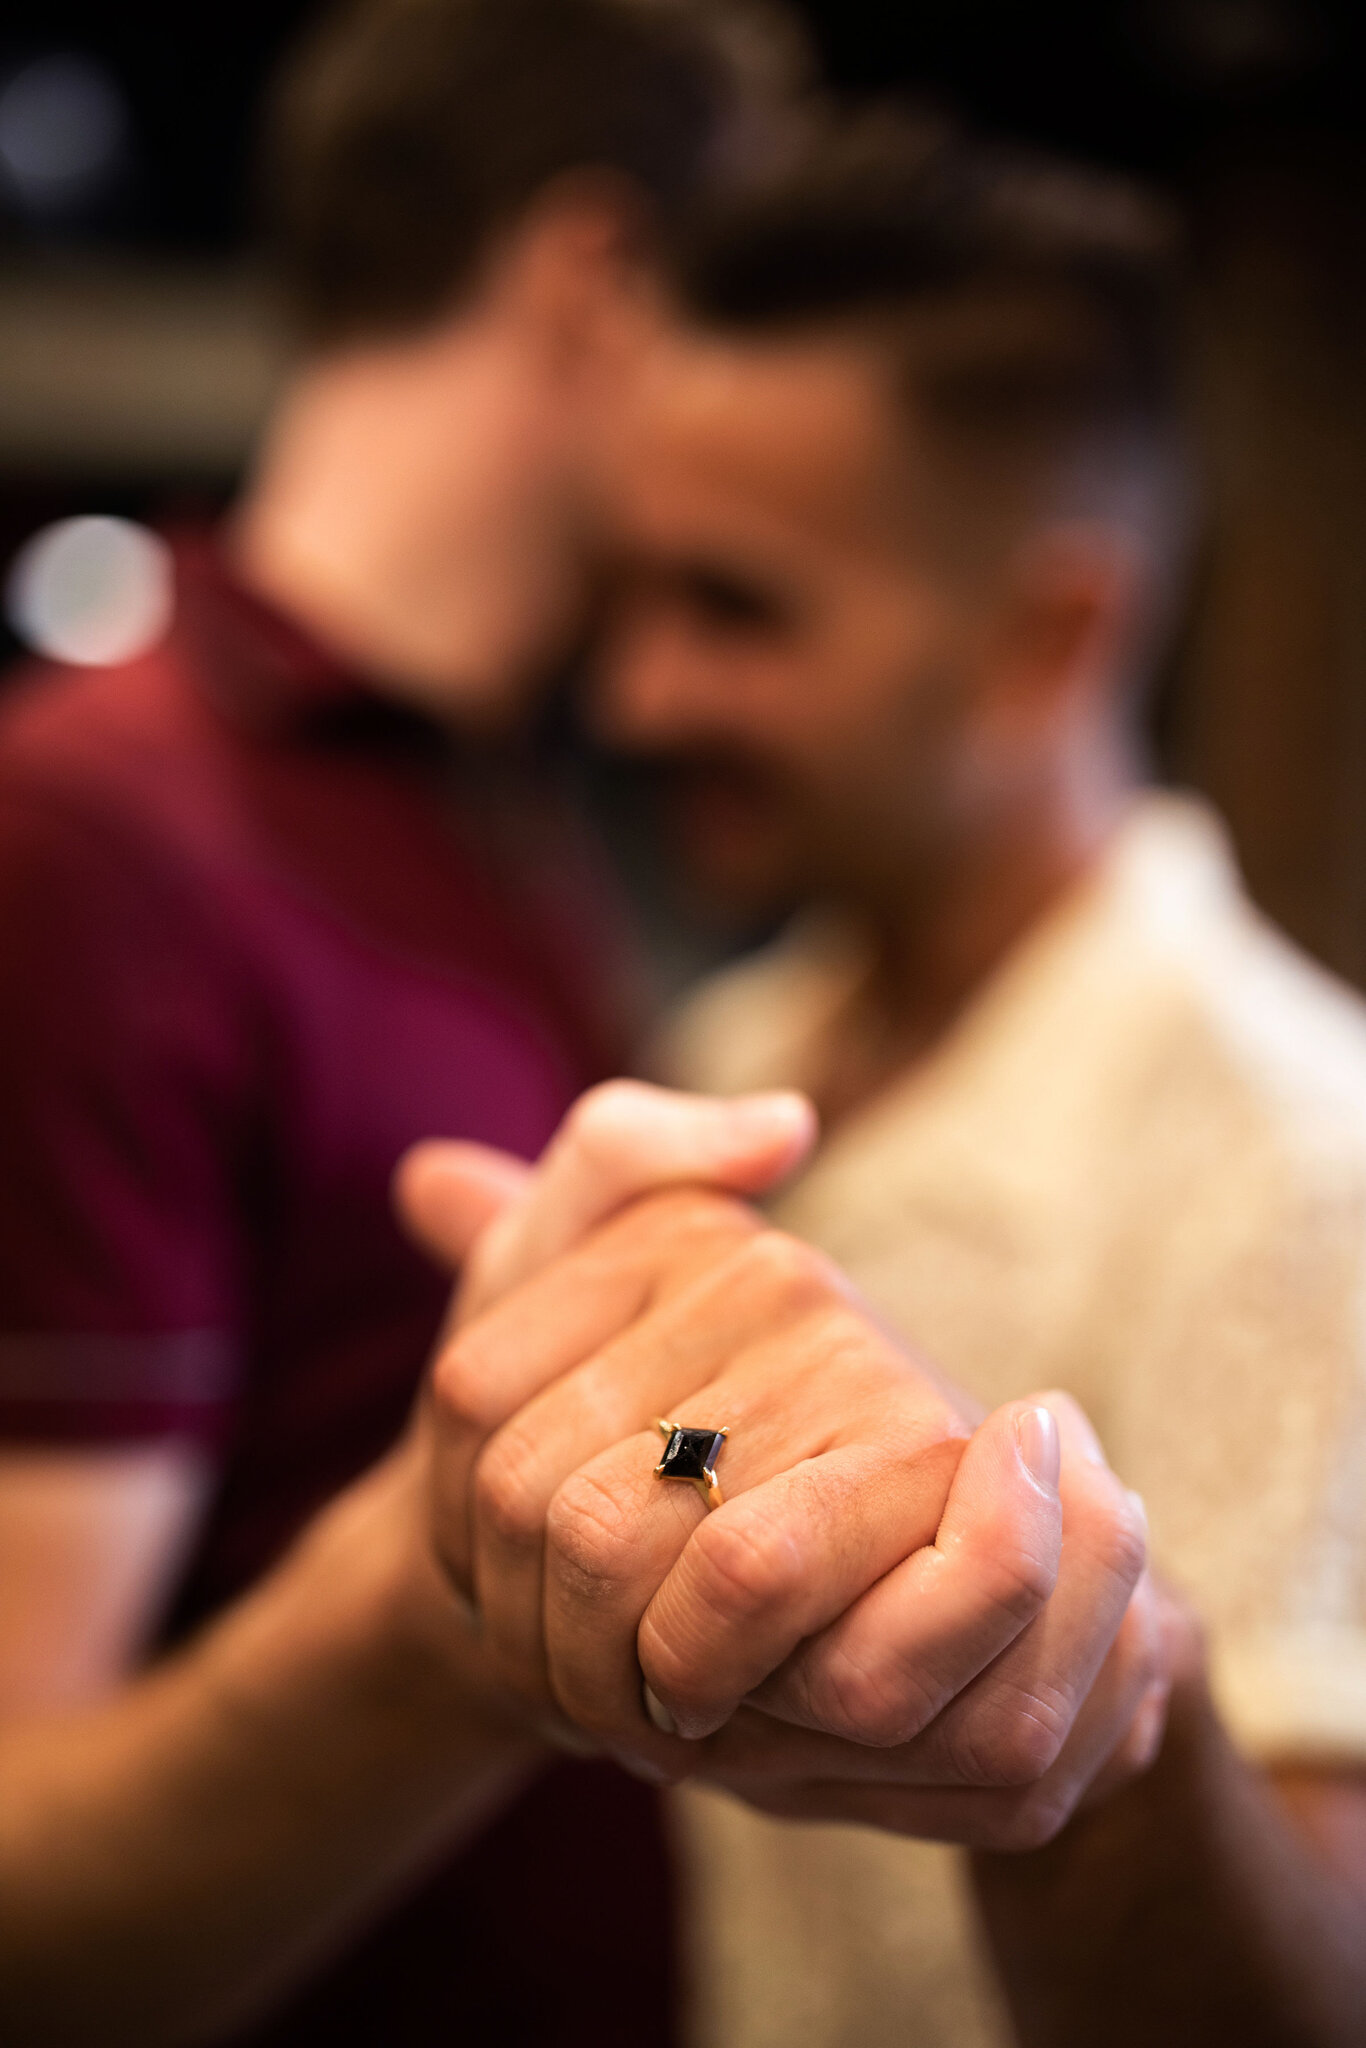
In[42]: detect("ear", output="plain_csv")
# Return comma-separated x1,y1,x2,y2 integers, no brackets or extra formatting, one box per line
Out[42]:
986,522,1148,730
488,171,654,373
999,524,1146,716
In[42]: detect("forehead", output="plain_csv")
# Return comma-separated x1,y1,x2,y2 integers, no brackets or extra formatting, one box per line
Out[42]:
612,332,912,561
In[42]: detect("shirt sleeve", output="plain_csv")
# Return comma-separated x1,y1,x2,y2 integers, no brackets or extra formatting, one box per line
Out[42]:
1113,1137,1366,1770
0,774,250,1444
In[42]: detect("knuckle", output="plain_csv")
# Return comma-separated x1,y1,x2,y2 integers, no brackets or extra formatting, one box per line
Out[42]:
457,1230,503,1315
551,1675,615,1738
996,1714,1066,1788
946,1684,1071,1789
798,1642,942,1749
564,1079,652,1159
988,1785,1076,1854
889,1400,971,1464
688,1498,806,1624
544,1466,636,1600
632,1182,756,1243
471,1426,545,1550
428,1494,473,1598
1089,1488,1148,1592
589,1184,758,1280
432,1330,503,1435
1107,1681,1170,1784
971,1543,1058,1633
1117,1579,1159,1673
739,1228,843,1311
637,1609,703,1710
1112,1578,1168,1697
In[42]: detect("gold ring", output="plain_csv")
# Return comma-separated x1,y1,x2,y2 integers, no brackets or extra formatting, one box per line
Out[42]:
653,1418,729,1509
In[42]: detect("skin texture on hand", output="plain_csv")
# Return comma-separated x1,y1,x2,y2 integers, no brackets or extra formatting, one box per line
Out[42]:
395,1081,1165,1848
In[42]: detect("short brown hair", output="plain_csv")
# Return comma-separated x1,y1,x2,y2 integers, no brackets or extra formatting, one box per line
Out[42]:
672,112,1193,580
263,0,808,344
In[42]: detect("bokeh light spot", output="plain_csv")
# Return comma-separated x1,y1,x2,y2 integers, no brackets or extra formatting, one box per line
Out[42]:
6,518,174,667
0,54,130,211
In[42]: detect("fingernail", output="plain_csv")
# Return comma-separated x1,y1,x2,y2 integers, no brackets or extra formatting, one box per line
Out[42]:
726,1092,815,1143
644,1682,729,1742
1126,1488,1149,1542
666,1707,729,1741
544,1718,601,1758
643,1684,677,1736
1015,1404,1061,1494
1129,1681,1170,1774
614,1749,673,1786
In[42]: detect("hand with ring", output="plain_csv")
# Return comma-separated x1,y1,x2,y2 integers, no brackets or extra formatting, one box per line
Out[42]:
397,1082,1177,1851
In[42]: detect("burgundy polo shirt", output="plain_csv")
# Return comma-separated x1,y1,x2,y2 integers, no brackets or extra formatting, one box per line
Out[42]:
0,535,678,2047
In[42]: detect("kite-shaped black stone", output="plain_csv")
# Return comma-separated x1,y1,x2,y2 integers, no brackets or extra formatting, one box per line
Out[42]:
656,1426,727,1486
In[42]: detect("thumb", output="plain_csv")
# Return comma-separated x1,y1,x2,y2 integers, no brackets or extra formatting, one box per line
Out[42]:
393,1140,533,1270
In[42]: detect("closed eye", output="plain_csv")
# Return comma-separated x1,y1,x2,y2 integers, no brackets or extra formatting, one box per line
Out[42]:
677,562,794,634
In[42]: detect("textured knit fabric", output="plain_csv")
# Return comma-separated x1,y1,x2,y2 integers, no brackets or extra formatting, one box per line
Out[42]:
660,793,1366,2048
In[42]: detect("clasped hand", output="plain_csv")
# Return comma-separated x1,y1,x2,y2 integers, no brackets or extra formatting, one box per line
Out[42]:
397,1083,1176,1851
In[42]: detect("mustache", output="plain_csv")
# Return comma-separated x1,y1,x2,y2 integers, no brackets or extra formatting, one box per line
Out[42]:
622,745,796,812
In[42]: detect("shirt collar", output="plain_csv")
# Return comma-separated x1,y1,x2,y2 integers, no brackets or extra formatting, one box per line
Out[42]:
167,527,387,740
766,793,1249,1256
750,792,1245,1142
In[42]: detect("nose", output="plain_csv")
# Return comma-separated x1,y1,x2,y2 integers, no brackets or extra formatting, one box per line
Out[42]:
593,607,717,749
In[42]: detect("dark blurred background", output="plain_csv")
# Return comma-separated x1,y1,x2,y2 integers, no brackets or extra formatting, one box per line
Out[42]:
1,0,1363,979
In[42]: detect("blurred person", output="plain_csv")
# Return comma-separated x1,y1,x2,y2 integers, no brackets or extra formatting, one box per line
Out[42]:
0,0,812,2038
598,116,1366,2047
0,13,1166,2047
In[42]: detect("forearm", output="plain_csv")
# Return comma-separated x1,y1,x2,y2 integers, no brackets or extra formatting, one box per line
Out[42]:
971,1667,1366,2048
0,1447,540,2046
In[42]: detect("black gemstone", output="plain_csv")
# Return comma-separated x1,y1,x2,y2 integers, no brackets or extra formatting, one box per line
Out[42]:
658,1427,726,1483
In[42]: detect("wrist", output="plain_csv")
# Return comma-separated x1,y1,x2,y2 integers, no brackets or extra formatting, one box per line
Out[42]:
323,1436,542,1746
210,1437,545,1779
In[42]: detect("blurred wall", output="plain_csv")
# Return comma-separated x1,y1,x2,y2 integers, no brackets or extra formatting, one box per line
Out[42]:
1170,139,1366,984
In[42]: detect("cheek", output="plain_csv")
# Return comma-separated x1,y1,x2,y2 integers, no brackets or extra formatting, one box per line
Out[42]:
824,594,968,760
755,627,925,761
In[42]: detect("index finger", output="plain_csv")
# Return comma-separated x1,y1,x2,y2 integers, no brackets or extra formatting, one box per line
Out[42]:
427,1187,762,1597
